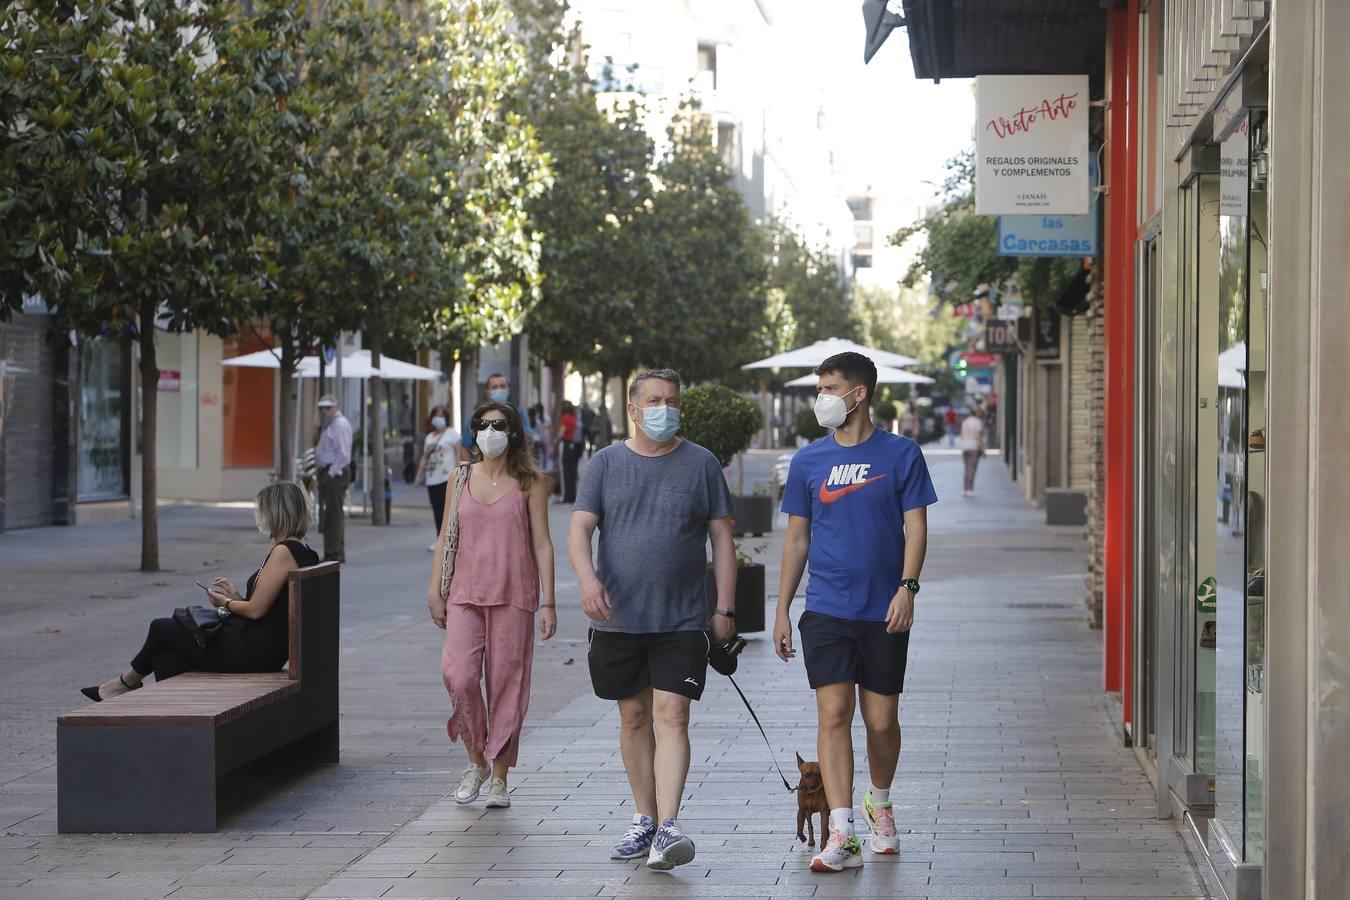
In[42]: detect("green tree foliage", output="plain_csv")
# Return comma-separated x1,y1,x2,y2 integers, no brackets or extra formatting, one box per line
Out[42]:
1,0,307,568
853,283,963,369
604,108,769,384
767,223,857,344
678,383,763,469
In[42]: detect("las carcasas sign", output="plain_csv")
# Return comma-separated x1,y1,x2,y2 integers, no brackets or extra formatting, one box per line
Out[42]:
976,75,1090,216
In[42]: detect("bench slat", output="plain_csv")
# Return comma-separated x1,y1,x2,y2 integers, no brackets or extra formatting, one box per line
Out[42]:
58,673,296,727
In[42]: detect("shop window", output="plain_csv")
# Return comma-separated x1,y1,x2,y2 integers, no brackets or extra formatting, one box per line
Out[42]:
222,332,275,468
77,337,129,500
155,332,199,469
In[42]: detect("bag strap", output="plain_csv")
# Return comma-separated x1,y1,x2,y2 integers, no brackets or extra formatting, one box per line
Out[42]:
438,463,472,600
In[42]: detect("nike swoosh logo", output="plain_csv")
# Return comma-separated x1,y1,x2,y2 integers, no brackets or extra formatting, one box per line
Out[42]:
819,474,889,504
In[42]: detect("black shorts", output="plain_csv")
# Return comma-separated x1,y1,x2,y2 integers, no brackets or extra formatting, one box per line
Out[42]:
587,629,712,701
798,610,910,695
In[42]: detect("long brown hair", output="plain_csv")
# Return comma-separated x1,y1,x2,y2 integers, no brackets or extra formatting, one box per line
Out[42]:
470,401,540,491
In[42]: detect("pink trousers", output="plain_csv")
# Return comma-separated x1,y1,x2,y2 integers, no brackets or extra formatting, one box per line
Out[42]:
441,603,535,768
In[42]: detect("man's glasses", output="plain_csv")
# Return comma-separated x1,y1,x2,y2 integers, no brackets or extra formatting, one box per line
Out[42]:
474,419,511,433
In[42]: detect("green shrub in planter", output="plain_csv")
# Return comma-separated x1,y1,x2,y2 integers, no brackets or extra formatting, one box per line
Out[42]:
875,398,898,424
679,384,763,467
795,406,827,442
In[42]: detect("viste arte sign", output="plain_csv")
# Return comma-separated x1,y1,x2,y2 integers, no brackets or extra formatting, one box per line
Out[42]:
976,75,1090,216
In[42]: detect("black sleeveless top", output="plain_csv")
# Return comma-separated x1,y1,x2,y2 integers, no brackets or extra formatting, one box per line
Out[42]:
243,539,320,664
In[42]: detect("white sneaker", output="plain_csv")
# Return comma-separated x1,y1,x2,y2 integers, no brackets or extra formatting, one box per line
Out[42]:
455,763,489,804
810,826,864,872
483,777,510,808
863,791,899,854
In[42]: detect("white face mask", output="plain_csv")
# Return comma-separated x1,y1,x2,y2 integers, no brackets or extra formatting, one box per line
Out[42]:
477,428,509,459
430,415,447,430
814,386,863,429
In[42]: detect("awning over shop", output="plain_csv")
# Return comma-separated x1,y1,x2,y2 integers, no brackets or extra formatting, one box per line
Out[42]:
901,0,1106,80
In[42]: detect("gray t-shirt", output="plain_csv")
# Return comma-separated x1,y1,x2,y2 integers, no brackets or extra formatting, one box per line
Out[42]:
575,439,734,634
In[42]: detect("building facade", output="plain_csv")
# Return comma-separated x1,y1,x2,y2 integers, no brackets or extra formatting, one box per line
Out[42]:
900,1,1350,897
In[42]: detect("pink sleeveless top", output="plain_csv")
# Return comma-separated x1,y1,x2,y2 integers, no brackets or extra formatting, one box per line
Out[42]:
446,483,540,612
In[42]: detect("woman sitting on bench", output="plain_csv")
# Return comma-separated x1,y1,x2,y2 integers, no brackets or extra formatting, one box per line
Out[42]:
80,481,321,702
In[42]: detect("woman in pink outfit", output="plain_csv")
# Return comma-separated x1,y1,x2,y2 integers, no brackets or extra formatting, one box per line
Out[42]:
427,401,556,808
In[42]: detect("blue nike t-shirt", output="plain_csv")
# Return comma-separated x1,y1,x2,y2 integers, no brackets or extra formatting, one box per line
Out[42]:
781,429,938,622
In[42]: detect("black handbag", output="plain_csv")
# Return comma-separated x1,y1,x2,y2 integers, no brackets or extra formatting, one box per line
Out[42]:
173,605,231,649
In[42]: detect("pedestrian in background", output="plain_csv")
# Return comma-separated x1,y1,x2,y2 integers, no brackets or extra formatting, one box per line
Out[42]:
81,482,321,700
959,406,986,497
315,394,352,563
414,404,460,552
580,402,597,457
556,400,582,503
567,368,737,871
943,406,959,448
428,402,556,809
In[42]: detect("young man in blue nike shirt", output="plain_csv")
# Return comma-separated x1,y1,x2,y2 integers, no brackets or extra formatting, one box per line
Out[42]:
773,351,937,873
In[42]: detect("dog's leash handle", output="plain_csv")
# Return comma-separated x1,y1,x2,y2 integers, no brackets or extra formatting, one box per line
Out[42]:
726,674,797,792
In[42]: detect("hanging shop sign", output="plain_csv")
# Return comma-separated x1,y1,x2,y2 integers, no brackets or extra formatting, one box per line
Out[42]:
159,369,182,392
952,302,978,318
975,74,1090,216
997,160,1099,256
1220,125,1249,217
960,352,1001,369
985,319,1020,354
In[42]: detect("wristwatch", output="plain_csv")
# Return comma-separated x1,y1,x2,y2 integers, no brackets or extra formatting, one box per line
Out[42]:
899,579,921,595
714,609,736,619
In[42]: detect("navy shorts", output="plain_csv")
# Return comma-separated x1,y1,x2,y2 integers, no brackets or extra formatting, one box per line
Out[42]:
588,629,711,701
798,610,910,695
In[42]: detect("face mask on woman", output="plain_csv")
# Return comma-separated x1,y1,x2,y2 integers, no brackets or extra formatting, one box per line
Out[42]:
477,427,510,459
430,415,447,431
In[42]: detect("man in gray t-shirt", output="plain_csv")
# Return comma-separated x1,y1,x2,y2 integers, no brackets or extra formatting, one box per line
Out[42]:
568,369,737,871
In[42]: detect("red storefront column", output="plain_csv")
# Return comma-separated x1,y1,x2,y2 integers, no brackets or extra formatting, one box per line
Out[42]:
1102,3,1138,721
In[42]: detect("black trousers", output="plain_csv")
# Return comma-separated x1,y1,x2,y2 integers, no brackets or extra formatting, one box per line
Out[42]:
130,616,285,682
317,469,348,561
428,481,448,534
560,441,582,502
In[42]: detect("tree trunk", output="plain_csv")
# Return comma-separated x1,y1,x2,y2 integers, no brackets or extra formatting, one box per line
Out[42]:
370,329,387,526
278,335,296,482
138,301,160,572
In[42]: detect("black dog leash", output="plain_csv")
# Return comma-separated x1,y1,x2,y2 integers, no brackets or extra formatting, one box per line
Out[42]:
725,673,797,793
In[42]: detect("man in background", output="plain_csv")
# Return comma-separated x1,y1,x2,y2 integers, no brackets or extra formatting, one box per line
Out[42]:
315,394,353,563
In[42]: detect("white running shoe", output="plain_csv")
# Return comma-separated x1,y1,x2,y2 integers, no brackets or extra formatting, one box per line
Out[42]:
646,818,695,870
454,763,489,804
483,777,510,808
863,791,899,854
810,827,863,873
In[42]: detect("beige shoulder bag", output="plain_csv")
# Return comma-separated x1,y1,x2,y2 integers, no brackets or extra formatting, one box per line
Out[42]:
438,463,472,601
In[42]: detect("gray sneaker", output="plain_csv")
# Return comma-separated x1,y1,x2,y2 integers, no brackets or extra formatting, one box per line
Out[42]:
454,763,489,804
646,818,695,870
611,814,657,860
483,777,510,808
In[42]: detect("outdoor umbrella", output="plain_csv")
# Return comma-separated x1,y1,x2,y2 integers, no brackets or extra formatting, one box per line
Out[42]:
783,365,934,389
221,349,441,381
741,337,919,369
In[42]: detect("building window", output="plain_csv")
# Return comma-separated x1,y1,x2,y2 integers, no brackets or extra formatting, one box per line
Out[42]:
698,42,718,90
222,332,275,468
717,121,738,172
853,252,873,270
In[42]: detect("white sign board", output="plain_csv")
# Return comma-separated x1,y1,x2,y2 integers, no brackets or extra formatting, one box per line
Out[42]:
976,75,1090,215
1220,127,1249,217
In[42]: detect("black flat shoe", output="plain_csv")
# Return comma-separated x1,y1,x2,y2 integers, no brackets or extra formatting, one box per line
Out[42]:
80,686,102,702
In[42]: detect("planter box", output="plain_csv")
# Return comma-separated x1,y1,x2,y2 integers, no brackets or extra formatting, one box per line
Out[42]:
704,563,766,634
731,494,774,537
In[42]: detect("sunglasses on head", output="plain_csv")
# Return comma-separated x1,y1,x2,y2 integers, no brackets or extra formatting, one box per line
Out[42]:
474,418,511,433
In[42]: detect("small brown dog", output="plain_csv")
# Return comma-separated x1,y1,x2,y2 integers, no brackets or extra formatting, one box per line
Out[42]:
795,753,831,847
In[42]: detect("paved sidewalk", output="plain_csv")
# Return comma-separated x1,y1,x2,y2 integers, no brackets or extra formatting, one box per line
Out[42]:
0,448,1211,899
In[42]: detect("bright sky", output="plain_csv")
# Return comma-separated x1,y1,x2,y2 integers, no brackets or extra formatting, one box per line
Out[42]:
772,0,976,209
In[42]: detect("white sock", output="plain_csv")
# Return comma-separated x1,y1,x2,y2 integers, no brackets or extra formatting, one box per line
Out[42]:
829,807,854,835
868,785,891,804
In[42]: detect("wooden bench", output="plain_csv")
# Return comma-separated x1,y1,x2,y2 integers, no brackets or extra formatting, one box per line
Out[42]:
57,562,341,833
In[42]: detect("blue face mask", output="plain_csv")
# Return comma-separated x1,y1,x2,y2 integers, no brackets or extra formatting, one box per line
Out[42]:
489,389,509,404
638,404,680,442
